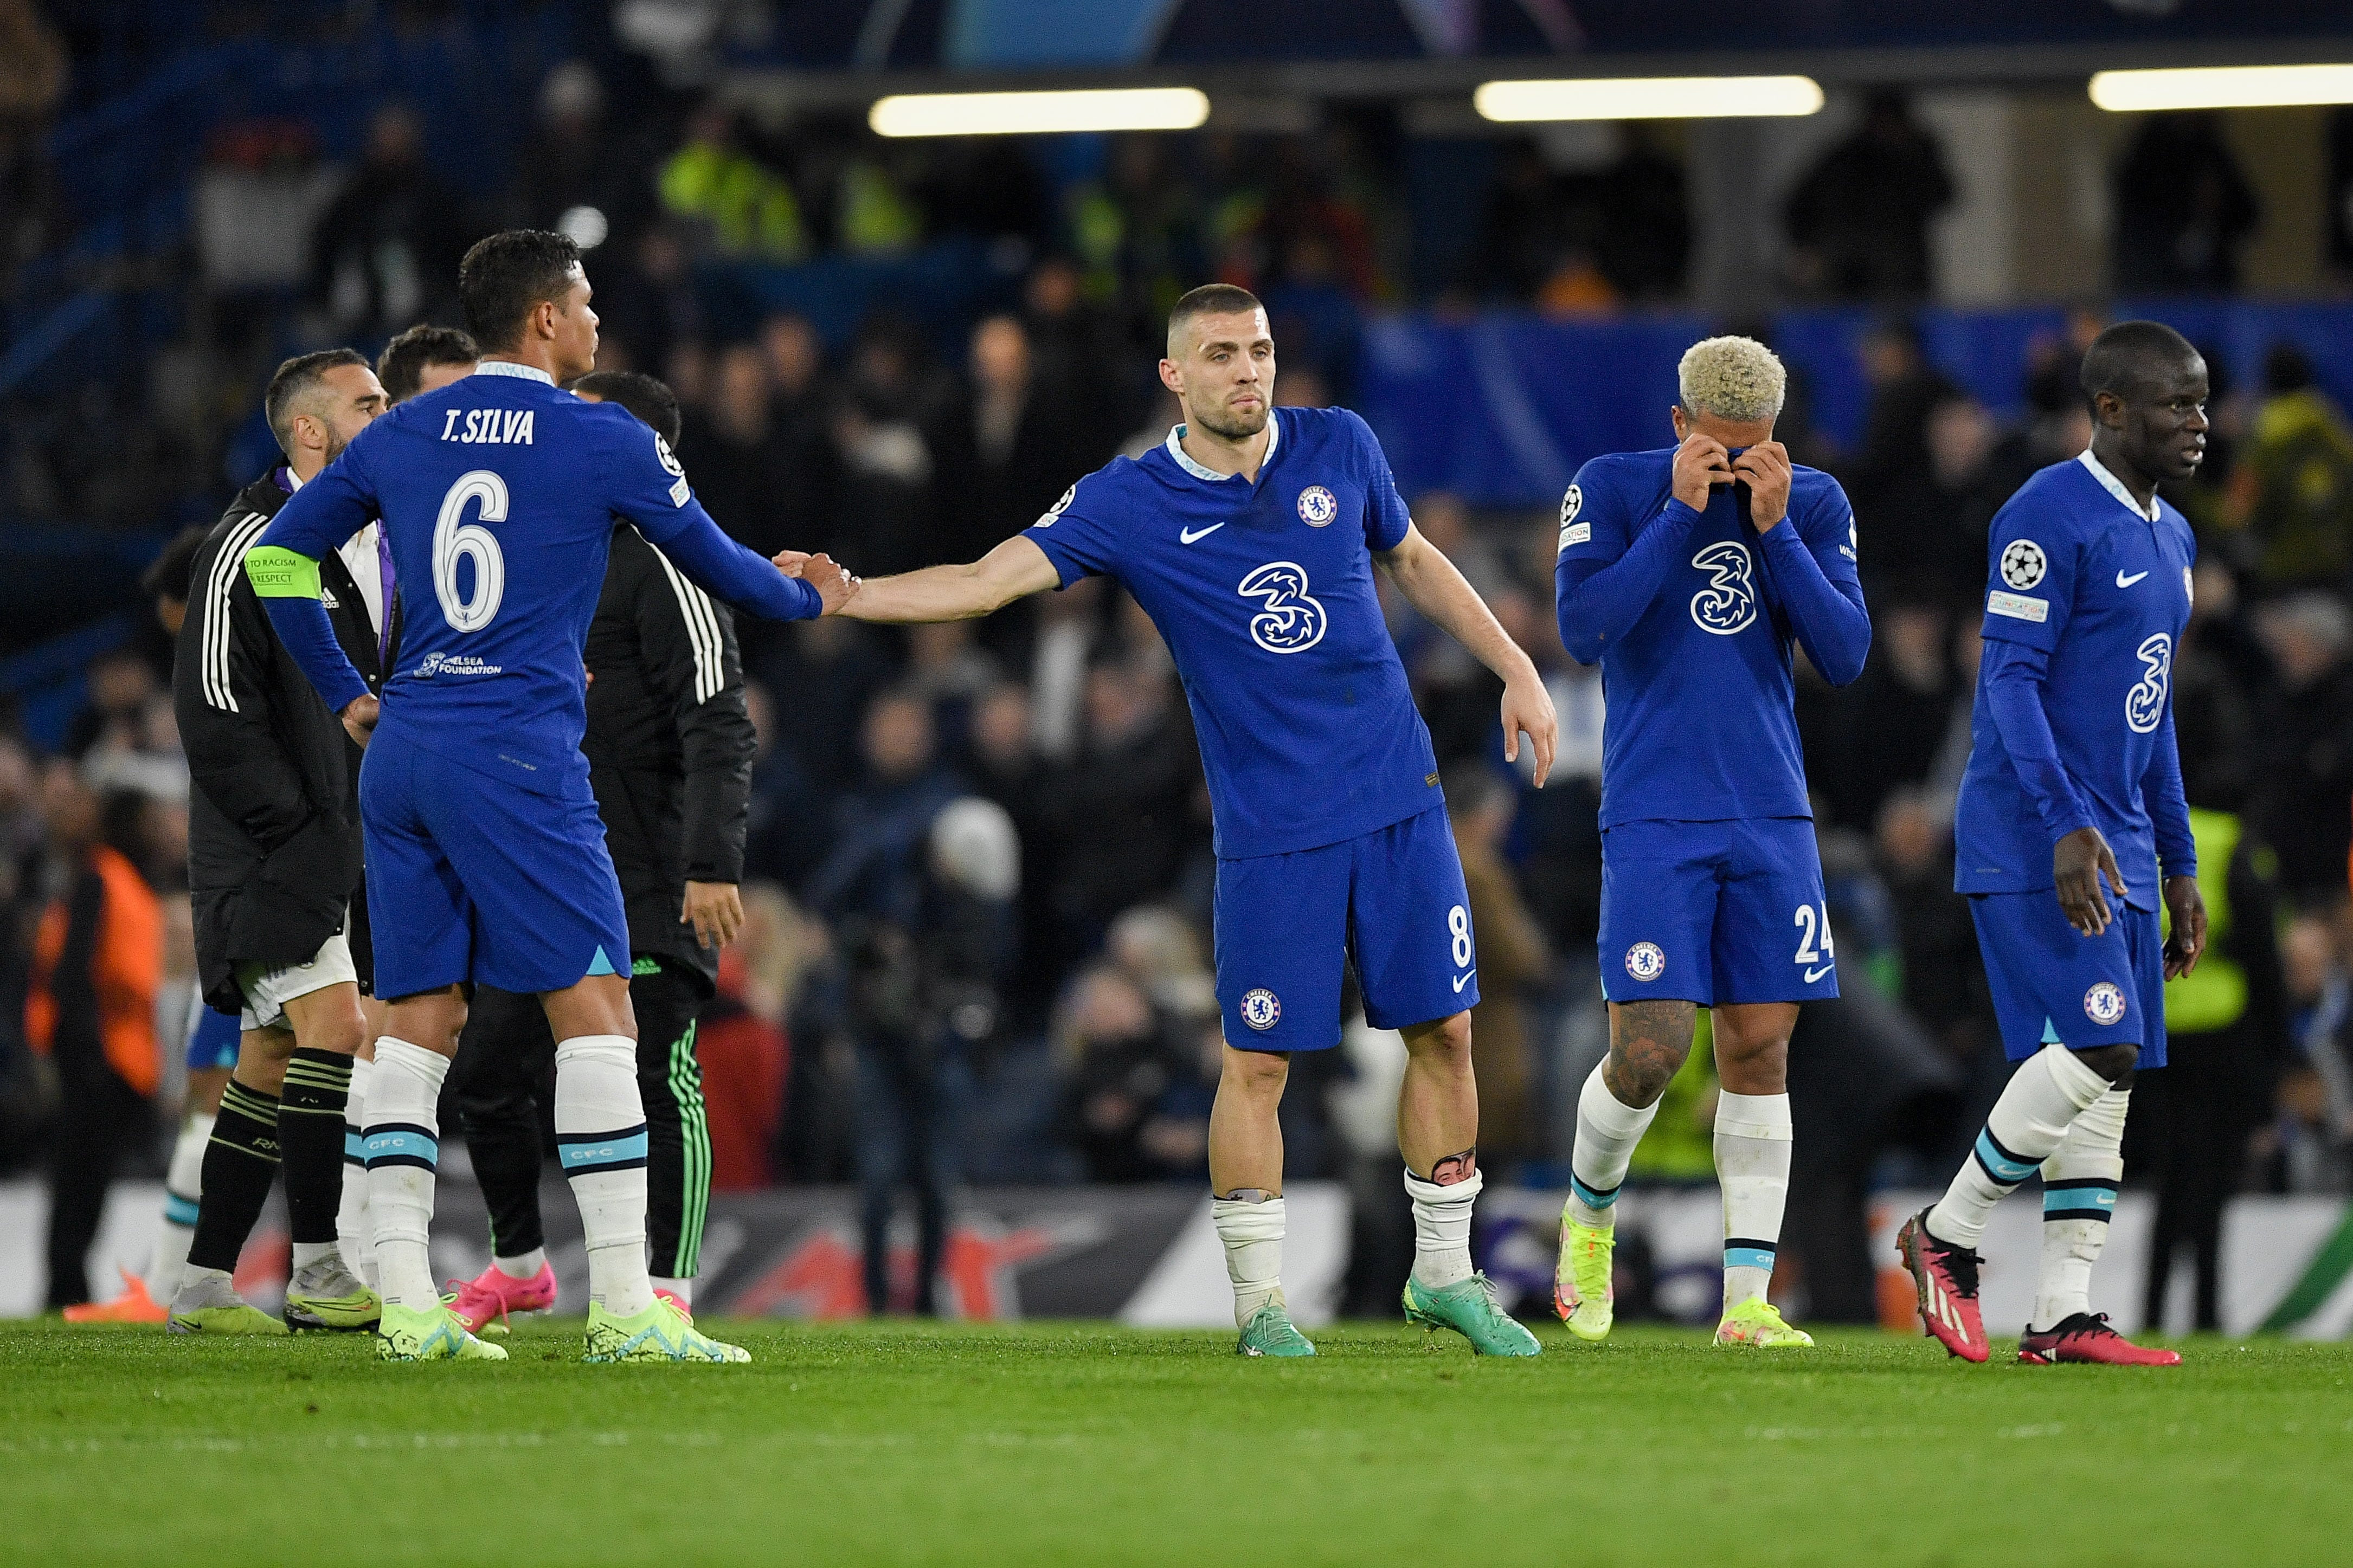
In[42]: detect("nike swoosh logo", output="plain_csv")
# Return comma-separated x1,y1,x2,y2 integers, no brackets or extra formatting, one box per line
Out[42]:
1452,970,1476,992
2116,570,2149,588
1179,523,1226,544
1804,965,1833,983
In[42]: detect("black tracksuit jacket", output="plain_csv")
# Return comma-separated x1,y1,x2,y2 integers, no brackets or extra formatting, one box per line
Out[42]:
583,523,754,989
173,474,395,1011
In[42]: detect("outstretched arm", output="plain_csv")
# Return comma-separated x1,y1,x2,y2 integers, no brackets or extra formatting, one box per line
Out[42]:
1379,522,1557,785
817,534,1062,624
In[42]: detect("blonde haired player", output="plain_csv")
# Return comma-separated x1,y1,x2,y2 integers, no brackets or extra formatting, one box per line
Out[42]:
1552,335,1873,1347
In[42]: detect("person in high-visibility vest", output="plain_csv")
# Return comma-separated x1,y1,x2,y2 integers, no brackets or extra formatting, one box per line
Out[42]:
2137,805,2287,1331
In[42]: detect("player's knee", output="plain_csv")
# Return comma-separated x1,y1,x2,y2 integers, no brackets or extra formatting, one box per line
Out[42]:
2076,1042,2138,1082
1400,1010,1473,1069
1220,1043,1289,1098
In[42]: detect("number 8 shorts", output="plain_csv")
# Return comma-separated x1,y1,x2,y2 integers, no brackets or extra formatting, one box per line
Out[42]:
1598,817,1840,1006
1213,804,1477,1053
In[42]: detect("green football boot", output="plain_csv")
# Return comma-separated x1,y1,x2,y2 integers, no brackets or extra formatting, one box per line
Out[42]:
582,1295,750,1363
1714,1298,1813,1348
166,1270,288,1335
1554,1214,1616,1343
284,1254,381,1333
1402,1273,1542,1356
376,1301,509,1362
1236,1293,1316,1357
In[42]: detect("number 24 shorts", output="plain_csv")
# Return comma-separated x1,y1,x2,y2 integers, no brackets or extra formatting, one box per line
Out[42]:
1598,817,1838,1007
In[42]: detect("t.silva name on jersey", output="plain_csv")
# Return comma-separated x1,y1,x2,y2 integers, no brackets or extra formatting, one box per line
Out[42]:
440,408,537,446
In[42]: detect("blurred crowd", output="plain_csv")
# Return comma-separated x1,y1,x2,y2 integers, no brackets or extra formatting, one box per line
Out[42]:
7,36,2353,1322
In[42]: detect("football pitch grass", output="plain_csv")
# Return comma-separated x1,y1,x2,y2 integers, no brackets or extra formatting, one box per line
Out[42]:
2,1320,2346,1565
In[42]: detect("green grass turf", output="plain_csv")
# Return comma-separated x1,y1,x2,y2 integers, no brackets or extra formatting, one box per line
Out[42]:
1,1320,2346,1566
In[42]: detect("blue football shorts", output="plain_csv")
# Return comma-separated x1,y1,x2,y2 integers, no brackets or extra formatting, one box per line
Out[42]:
1598,817,1839,1007
359,726,631,1000
183,976,242,1072
1969,889,2167,1069
1213,805,1477,1053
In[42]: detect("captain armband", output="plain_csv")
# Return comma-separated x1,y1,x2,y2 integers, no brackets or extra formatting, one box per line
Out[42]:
244,544,324,599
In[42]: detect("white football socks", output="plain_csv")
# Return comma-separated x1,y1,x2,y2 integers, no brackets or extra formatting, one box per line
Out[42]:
337,1056,376,1288
1928,1044,2112,1249
1405,1165,1482,1290
364,1037,449,1312
2036,1085,2130,1327
147,1111,211,1302
1568,1062,1659,1229
1212,1191,1285,1328
1715,1090,1792,1313
555,1034,654,1318
495,1248,548,1281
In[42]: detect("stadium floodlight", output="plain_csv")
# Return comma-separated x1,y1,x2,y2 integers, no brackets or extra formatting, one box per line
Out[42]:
870,87,1210,138
2088,64,2353,112
1473,75,1823,122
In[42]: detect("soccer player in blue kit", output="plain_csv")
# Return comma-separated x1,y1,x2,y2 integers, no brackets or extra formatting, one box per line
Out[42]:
247,230,851,1362
1898,321,2208,1367
795,285,1559,1356
1551,336,1872,1349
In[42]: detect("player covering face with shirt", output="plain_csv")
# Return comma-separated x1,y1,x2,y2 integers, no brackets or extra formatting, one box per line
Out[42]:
787,286,1558,1356
1552,336,1873,1349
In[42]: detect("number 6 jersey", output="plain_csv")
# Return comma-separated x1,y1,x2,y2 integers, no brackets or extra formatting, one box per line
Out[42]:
1020,405,1441,860
254,362,820,797
1954,449,2197,909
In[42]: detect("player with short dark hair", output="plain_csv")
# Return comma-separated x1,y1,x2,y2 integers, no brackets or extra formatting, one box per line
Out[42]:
168,348,395,1334
252,229,850,1363
1551,334,1872,1350
793,283,1559,1357
1898,321,2208,1367
376,324,480,404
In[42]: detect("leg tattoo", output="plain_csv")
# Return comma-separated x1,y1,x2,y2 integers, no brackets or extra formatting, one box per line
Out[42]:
1603,1001,1696,1108
1428,1148,1478,1186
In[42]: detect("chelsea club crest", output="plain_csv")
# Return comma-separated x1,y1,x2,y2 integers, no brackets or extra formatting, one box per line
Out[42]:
1296,486,1337,527
1240,989,1282,1030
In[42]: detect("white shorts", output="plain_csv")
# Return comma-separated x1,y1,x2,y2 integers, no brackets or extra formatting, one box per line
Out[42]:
234,926,357,1033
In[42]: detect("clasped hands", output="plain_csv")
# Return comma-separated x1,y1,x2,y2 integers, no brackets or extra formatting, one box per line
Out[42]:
1670,434,1792,529
772,550,860,614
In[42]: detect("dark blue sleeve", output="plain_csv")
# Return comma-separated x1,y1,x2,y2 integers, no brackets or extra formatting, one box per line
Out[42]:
1982,639,2095,844
2141,697,2197,880
651,504,821,622
1020,472,1120,588
1349,411,1412,552
1554,468,1700,665
1759,484,1870,686
253,448,378,714
1980,495,2075,650
595,411,820,621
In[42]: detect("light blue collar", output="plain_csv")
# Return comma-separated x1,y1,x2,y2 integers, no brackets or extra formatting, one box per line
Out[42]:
473,359,556,386
2077,448,2158,522
1164,409,1280,482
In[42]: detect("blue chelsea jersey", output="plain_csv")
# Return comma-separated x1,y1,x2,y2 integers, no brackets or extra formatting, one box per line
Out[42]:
259,362,800,795
1021,406,1441,860
1955,452,2196,906
1555,447,1863,828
